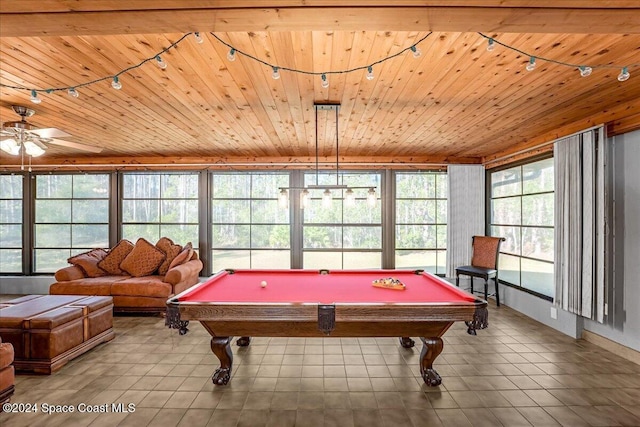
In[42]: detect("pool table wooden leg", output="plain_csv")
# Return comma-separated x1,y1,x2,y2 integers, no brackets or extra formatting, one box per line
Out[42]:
419,337,444,386
210,336,233,385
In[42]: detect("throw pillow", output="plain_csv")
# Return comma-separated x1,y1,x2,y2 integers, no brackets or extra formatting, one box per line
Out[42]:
120,238,166,277
98,239,135,275
156,237,182,275
168,242,193,270
68,248,108,277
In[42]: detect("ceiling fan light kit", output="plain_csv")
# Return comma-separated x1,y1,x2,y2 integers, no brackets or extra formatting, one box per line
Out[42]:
1,105,103,168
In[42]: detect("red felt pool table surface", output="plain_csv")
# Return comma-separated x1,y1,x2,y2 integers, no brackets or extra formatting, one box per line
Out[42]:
177,269,477,305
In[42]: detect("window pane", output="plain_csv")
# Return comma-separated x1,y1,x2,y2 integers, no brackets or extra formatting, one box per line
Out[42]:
34,249,72,273
491,226,521,256
251,174,288,198
395,225,436,249
304,251,342,269
492,197,521,225
73,175,109,198
123,174,160,198
436,174,448,199
122,200,160,223
521,258,554,297
343,252,381,269
395,174,436,198
396,200,436,224
395,250,438,270
160,225,199,248
436,200,447,224
72,200,109,223
212,200,250,223
0,175,23,198
343,227,381,249
522,194,554,226
212,250,250,270
304,226,342,249
303,199,342,224
436,225,447,248
251,200,289,224
523,158,554,194
343,200,381,224
251,225,290,248
161,200,198,223
0,225,21,247
212,224,250,248
491,167,521,197
35,224,70,247
436,250,447,275
122,224,159,243
212,175,250,198
0,249,21,272
498,254,520,286
35,200,71,223
36,175,72,198
522,227,554,262
161,174,198,198
72,224,109,248
251,250,290,269
0,200,21,223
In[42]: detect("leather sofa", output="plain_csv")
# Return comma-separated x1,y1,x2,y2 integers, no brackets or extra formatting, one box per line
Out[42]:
50,238,203,313
0,336,15,407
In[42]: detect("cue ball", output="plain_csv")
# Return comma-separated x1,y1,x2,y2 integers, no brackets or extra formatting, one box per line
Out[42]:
260,280,267,288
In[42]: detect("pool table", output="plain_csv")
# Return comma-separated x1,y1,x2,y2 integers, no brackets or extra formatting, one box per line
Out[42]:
166,269,488,386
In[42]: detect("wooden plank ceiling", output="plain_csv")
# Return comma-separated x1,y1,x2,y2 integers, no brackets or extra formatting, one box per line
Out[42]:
1,1,640,169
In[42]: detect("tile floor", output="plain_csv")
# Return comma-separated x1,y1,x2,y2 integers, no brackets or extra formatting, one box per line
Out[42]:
1,301,639,426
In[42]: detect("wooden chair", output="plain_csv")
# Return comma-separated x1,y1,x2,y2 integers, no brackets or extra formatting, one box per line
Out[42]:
455,236,505,306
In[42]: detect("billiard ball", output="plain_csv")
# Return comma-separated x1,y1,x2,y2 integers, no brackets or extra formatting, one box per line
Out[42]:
260,281,267,288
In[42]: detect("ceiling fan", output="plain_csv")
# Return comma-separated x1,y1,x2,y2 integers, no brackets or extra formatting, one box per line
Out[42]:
1,105,103,158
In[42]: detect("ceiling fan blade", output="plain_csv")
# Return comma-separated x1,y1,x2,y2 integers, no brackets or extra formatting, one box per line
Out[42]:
33,140,48,150
30,127,72,138
47,138,103,153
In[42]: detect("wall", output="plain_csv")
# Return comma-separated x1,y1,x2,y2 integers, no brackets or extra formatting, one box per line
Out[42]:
0,276,52,295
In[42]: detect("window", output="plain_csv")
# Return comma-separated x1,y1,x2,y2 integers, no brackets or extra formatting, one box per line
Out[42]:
34,174,110,273
489,157,554,297
395,172,447,275
211,173,290,271
302,172,382,269
121,173,199,247
0,174,23,273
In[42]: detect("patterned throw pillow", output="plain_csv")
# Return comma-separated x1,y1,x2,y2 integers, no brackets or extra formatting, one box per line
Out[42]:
156,237,182,275
168,242,193,270
120,238,166,277
98,239,134,275
68,248,108,278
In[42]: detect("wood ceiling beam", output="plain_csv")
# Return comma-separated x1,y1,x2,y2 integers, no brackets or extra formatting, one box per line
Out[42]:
2,3,640,37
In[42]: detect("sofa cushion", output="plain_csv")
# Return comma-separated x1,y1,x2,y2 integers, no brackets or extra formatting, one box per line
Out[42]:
68,249,108,278
98,239,134,275
156,237,182,275
120,238,166,277
50,277,126,296
169,242,193,270
110,276,172,298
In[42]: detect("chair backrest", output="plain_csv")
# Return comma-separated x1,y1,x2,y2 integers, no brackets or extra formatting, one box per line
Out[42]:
470,236,505,269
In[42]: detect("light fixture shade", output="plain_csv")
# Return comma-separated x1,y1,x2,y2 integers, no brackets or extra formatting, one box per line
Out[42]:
300,189,310,209
278,189,289,208
321,74,329,88
194,32,204,44
344,188,356,206
30,90,41,104
410,45,421,58
0,138,20,155
68,87,79,98
486,38,495,52
366,66,374,80
579,66,593,77
367,188,377,207
322,189,332,207
227,48,236,62
23,140,45,157
272,67,281,80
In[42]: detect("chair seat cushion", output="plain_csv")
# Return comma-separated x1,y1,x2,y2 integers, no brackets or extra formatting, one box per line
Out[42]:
456,265,497,279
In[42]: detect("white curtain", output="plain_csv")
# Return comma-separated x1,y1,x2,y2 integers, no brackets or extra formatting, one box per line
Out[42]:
554,127,607,322
446,165,485,278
